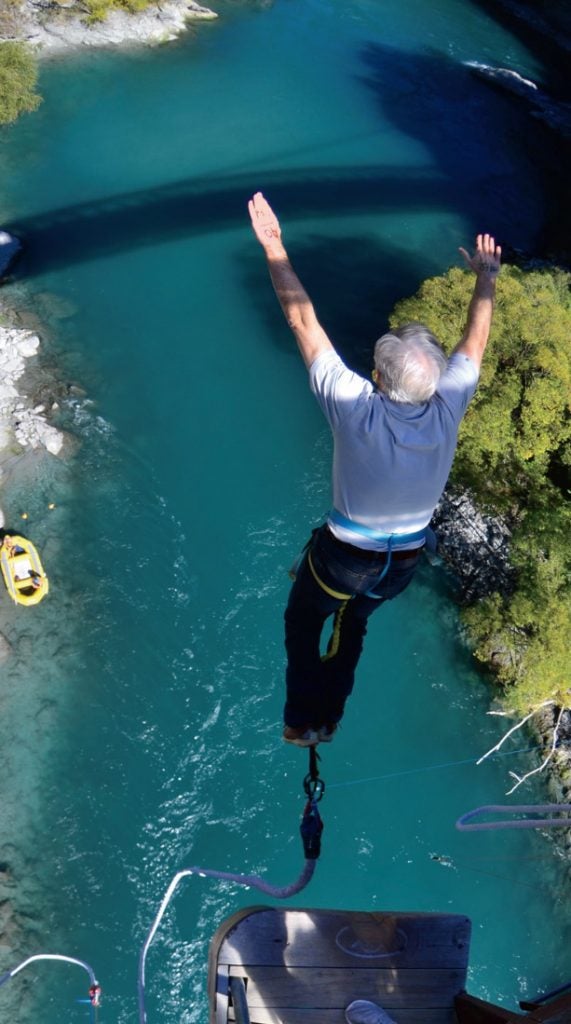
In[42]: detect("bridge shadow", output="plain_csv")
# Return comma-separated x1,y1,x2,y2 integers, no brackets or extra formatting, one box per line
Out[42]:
7,166,455,280
8,40,566,284
6,39,566,347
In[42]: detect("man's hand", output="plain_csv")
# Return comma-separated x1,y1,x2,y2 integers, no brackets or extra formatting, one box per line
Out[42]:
459,233,501,277
248,191,334,369
453,233,501,370
248,192,284,257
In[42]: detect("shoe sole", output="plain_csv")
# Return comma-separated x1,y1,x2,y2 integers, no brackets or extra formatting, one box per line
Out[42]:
283,733,319,747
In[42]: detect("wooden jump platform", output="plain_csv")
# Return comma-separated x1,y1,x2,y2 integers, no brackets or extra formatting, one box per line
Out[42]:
208,906,471,1024
208,907,571,1024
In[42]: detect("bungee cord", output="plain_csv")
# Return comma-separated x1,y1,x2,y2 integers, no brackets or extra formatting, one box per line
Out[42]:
137,860,317,1024
3,745,571,1023
0,952,98,988
0,752,325,1024
456,803,571,831
0,954,101,1017
138,748,325,1024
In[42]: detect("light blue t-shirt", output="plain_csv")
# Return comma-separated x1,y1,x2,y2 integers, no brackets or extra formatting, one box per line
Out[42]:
309,349,479,550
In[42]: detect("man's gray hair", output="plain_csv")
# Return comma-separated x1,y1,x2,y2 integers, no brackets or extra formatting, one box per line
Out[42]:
374,322,447,403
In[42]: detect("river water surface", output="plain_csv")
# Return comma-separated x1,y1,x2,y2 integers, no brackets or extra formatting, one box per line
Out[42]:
0,1,569,1022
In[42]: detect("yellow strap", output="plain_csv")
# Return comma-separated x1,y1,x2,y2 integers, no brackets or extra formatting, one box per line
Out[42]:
308,551,353,600
321,601,349,661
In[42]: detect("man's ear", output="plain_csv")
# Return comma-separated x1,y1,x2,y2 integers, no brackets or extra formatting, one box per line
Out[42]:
372,369,380,385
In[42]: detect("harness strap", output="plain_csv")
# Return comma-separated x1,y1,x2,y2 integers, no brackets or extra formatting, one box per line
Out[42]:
365,537,393,599
308,551,353,600
329,508,427,547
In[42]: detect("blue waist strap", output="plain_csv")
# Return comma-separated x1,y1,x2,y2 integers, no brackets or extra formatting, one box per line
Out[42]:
329,508,427,547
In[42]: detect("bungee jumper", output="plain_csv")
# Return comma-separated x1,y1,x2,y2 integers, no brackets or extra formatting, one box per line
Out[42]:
248,192,501,747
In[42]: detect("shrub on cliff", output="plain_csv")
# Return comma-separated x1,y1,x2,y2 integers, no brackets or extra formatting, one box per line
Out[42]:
462,494,571,715
391,264,571,510
390,263,571,714
0,42,41,125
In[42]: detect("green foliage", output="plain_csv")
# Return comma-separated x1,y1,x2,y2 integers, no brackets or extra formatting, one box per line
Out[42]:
391,266,571,510
0,42,41,125
391,264,571,714
462,494,571,715
82,0,152,24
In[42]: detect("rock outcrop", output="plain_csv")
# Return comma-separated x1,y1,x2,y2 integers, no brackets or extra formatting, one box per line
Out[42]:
467,62,571,140
0,324,67,458
432,488,515,604
11,0,217,54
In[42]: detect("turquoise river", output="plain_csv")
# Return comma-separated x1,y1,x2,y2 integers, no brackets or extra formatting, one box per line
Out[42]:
0,1,569,1022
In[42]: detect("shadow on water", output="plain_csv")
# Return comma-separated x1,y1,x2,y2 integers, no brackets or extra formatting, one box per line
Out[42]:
239,43,571,372
8,42,568,288
241,233,426,375
6,167,458,279
356,43,570,259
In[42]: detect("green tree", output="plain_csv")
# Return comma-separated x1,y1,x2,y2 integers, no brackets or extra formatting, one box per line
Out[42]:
462,494,571,714
0,42,41,125
391,265,571,510
390,264,571,713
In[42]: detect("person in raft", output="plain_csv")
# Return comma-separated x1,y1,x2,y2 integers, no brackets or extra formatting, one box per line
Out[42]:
248,191,501,747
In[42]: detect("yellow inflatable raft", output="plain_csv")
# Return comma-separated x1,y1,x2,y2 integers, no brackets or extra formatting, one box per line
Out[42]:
0,534,49,606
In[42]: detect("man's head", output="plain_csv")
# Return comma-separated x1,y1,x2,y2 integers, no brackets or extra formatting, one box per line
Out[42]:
373,323,447,403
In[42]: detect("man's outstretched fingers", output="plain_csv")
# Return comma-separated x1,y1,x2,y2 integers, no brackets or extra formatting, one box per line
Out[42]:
459,233,501,274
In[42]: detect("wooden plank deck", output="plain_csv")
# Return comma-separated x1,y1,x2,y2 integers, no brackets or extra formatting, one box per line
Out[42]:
208,907,471,1024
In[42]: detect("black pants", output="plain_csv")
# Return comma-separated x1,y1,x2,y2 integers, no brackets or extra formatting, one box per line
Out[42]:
284,525,421,728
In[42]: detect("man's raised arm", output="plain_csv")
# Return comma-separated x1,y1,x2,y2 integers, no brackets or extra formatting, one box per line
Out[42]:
248,192,334,370
454,233,502,371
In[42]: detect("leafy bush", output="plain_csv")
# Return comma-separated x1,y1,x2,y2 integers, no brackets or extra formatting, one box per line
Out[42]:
391,265,571,509
462,499,571,714
0,42,41,125
391,264,571,714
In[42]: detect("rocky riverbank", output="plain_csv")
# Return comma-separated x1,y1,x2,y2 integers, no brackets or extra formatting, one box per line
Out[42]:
2,0,217,54
0,276,87,1004
0,277,72,520
432,489,515,605
0,324,67,465
0,236,75,471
